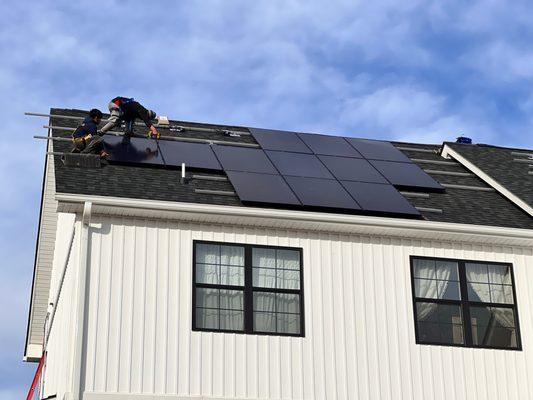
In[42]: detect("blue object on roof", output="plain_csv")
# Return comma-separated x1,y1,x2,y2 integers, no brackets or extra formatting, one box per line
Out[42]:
456,136,472,144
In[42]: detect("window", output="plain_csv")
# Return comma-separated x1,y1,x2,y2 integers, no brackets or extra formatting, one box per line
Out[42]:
410,257,521,350
193,241,304,336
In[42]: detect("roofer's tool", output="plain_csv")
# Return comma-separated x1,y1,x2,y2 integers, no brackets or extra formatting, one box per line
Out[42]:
100,96,160,139
71,109,109,159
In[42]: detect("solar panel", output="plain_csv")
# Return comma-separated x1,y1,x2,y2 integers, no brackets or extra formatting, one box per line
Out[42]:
298,133,362,157
370,160,444,191
285,176,361,210
249,128,312,153
212,145,277,174
318,156,388,183
160,140,222,170
104,136,165,166
226,171,301,205
345,138,412,163
266,151,334,179
341,181,420,215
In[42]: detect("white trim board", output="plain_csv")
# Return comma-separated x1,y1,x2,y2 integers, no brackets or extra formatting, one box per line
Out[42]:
55,193,533,247
442,144,533,217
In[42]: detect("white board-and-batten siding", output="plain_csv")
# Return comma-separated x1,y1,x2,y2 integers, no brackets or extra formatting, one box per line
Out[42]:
45,214,533,400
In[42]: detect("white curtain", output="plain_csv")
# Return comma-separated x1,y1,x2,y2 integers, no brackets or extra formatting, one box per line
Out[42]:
414,260,453,320
466,263,515,328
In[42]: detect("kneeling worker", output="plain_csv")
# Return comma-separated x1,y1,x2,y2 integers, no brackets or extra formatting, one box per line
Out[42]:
100,96,160,139
71,108,109,158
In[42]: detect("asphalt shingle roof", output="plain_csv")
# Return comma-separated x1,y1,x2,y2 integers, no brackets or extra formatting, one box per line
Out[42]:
49,109,533,230
447,142,533,208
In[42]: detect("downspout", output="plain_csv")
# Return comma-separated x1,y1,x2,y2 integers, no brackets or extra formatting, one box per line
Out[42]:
69,202,92,400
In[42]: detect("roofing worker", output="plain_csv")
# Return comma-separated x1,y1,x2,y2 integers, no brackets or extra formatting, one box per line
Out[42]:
100,96,160,139
71,108,109,158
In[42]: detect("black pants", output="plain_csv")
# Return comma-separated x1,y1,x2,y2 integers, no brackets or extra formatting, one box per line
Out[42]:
72,136,104,154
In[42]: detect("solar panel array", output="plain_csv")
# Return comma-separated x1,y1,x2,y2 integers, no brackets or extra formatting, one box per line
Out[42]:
104,136,223,171
104,127,444,217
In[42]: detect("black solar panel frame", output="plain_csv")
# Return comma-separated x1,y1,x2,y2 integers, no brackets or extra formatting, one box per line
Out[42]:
284,176,361,210
318,155,388,183
212,145,277,174
298,133,362,158
345,138,412,163
226,171,301,206
249,127,312,154
340,181,420,216
265,150,334,179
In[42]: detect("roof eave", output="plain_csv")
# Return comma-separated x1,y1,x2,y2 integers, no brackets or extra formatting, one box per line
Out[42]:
56,193,533,248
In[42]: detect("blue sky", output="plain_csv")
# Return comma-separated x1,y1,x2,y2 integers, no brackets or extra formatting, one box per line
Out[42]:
2,0,533,397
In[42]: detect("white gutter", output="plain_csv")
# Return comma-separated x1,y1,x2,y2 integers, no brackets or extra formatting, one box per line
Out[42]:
55,193,533,245
70,202,92,400
442,144,533,217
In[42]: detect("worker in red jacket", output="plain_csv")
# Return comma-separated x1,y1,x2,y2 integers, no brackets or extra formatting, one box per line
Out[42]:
100,97,160,139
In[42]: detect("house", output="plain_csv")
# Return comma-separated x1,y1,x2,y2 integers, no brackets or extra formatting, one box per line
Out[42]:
25,109,533,400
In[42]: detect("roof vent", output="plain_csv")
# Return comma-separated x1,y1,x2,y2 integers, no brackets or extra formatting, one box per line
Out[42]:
456,136,472,144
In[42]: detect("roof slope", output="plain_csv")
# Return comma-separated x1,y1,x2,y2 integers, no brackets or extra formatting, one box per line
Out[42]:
446,142,533,209
50,108,533,229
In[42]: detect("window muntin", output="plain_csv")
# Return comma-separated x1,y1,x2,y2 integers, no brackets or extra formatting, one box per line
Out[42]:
193,241,304,336
411,257,520,350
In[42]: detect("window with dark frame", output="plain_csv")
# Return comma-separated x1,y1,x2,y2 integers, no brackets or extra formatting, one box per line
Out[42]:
410,257,521,350
193,241,304,336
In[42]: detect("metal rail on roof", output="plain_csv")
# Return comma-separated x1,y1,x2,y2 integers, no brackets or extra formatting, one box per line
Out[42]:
395,146,437,153
410,158,458,166
399,192,430,198
415,206,443,214
194,189,236,196
40,125,260,148
423,169,474,177
441,183,495,192
25,112,252,136
192,174,228,181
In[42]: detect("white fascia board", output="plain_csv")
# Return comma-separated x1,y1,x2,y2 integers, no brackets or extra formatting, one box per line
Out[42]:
55,193,533,247
442,144,533,217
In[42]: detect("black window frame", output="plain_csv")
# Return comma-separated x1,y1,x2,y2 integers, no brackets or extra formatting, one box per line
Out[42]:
410,256,522,350
192,240,305,337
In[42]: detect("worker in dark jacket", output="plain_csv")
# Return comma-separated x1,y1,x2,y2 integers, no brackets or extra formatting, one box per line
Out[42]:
100,97,160,139
71,109,109,158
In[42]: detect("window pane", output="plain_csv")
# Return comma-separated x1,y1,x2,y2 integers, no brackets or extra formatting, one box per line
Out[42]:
252,248,276,268
466,263,489,283
490,285,514,304
196,308,218,329
467,282,491,302
253,292,276,312
436,260,459,281
416,302,462,325
196,244,220,264
254,312,277,332
414,278,437,299
220,310,244,331
277,313,300,334
277,293,300,314
253,267,276,288
220,245,245,266
196,264,219,284
416,302,463,345
470,306,517,348
277,269,300,289
417,321,464,345
277,250,300,270
219,290,244,310
488,264,512,285
439,281,461,300
196,288,219,308
413,259,436,279
220,265,244,286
